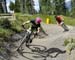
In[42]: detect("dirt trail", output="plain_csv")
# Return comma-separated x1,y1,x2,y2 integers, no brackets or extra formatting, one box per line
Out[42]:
11,23,75,60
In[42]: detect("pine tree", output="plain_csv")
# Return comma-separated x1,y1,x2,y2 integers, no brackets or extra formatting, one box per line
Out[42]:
54,0,66,15
9,1,15,11
26,0,35,14
15,0,20,12
71,0,75,17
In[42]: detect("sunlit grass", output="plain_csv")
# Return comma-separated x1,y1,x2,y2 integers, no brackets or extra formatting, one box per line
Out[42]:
0,14,75,38
64,38,75,55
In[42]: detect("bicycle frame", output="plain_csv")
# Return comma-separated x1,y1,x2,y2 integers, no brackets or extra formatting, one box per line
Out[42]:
16,30,34,51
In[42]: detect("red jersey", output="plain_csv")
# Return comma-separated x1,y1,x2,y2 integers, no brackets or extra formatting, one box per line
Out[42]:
56,16,62,24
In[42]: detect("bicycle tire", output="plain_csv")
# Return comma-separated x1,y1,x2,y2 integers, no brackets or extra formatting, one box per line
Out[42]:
15,32,30,51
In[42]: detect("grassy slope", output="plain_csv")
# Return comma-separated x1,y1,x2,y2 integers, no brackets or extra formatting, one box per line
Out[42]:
0,14,75,38
63,16,75,26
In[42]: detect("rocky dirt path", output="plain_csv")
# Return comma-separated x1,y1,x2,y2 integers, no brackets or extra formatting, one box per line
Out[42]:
11,23,75,60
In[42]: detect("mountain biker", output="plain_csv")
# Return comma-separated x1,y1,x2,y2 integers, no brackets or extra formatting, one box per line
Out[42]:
22,17,48,46
55,15,69,32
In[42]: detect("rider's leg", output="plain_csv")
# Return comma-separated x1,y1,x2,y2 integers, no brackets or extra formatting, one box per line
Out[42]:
61,23,69,31
26,32,32,47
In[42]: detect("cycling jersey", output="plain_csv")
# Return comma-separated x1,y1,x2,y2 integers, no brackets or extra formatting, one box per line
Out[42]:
55,16,62,24
30,20,41,31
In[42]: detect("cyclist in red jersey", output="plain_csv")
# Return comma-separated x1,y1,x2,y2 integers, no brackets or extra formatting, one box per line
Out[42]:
55,15,69,32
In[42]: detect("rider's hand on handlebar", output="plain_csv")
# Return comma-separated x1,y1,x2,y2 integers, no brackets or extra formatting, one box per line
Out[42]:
22,25,25,29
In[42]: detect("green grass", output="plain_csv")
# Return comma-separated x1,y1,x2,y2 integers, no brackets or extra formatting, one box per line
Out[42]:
0,14,75,38
64,38,75,54
15,13,55,23
0,28,13,38
15,13,75,25
63,16,75,26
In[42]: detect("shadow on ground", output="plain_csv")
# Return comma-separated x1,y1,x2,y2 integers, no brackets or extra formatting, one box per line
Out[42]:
16,44,66,60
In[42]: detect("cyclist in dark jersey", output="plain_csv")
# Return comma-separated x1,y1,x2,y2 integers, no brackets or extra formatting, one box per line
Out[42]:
30,20,41,32
22,17,42,34
22,17,48,46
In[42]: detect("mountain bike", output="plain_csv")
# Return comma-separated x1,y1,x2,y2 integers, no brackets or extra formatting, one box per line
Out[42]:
15,29,35,51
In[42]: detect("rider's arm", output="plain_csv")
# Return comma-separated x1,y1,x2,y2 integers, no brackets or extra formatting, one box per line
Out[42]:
39,26,48,36
22,21,30,28
60,15,64,21
23,21,30,25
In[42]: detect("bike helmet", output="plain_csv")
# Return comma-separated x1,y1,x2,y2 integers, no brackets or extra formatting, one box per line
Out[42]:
36,17,42,24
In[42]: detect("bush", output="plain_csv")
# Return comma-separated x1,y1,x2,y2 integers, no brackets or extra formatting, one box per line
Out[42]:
0,28,13,38
10,20,22,33
64,38,75,55
0,18,11,29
